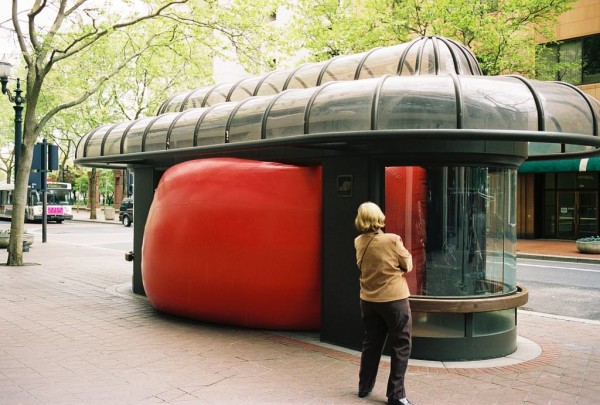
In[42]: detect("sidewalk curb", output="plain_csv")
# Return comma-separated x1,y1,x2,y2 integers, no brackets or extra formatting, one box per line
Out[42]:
517,252,600,264
69,218,123,225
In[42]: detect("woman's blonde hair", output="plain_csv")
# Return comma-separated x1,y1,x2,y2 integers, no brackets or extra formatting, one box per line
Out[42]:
355,202,385,233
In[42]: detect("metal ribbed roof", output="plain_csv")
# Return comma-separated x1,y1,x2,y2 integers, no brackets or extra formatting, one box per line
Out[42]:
75,74,600,168
156,36,482,115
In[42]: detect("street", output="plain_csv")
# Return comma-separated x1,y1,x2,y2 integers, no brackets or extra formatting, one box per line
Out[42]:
1,219,133,253
517,258,600,321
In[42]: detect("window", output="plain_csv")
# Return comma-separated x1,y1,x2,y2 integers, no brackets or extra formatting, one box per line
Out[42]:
583,36,600,84
537,34,600,85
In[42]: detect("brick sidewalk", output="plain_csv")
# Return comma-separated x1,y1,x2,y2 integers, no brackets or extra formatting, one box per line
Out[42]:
1,235,599,404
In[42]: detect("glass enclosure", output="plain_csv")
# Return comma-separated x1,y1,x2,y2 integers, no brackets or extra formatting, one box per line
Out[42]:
528,81,598,155
103,121,132,156
385,166,517,298
156,36,482,114
77,74,600,162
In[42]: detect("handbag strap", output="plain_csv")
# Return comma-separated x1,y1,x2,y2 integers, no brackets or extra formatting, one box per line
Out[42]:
358,233,377,271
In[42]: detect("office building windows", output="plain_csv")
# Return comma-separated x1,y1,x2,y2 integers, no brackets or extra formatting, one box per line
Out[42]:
583,35,600,85
537,34,600,85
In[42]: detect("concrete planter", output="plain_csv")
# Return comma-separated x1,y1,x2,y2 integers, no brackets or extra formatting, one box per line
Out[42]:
0,232,35,248
104,207,115,220
575,240,600,254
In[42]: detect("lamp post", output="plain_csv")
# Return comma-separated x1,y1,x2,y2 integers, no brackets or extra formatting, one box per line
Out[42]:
0,60,26,182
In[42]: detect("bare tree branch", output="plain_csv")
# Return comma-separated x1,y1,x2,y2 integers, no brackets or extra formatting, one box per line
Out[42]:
35,43,150,135
13,0,33,65
26,0,47,51
49,0,188,66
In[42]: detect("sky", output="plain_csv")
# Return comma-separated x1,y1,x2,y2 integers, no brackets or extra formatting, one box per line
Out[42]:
0,0,248,82
0,1,30,65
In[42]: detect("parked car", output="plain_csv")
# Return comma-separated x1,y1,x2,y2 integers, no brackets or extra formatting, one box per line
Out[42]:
118,197,133,227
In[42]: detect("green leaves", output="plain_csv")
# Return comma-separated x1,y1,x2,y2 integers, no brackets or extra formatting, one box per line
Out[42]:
281,0,575,75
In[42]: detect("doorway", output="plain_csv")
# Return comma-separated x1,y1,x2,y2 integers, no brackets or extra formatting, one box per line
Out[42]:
557,191,598,239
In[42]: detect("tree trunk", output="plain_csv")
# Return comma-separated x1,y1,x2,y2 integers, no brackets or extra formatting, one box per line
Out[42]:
89,168,97,220
7,139,35,266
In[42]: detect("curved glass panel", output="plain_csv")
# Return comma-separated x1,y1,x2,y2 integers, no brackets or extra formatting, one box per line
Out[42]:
473,309,516,336
307,81,373,133
565,143,596,153
460,76,538,130
592,98,600,135
399,42,420,76
255,70,292,96
463,50,481,75
197,103,238,146
182,87,214,110
229,76,263,102
163,92,188,113
103,122,130,156
204,83,236,106
527,142,561,156
320,52,367,84
377,76,457,129
83,125,112,158
265,89,316,139
170,109,207,149
412,312,465,337
386,166,517,297
228,96,272,143
533,81,594,134
419,39,436,74
157,36,485,116
124,116,156,154
144,113,178,152
75,136,87,159
286,61,328,89
437,41,457,74
453,45,476,75
358,44,409,79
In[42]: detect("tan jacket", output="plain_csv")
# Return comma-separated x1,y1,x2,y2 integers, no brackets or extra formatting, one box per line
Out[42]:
355,230,413,302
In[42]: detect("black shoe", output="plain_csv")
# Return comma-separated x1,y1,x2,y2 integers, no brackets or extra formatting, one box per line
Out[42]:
388,399,415,405
358,390,371,398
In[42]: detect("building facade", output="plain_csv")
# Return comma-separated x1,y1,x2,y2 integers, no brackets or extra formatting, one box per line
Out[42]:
518,0,600,240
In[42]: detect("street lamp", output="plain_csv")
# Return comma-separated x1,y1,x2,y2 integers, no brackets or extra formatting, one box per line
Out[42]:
0,59,26,181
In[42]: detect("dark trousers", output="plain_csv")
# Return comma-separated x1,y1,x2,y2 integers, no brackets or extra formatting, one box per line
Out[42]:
359,298,412,400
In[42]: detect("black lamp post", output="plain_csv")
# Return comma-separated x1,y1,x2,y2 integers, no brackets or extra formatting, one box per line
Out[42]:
0,60,26,181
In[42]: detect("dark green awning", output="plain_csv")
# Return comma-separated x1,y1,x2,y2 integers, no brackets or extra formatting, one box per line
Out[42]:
519,157,600,173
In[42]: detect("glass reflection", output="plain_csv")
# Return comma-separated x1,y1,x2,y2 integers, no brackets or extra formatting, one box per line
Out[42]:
385,166,517,298
103,122,130,156
123,116,156,154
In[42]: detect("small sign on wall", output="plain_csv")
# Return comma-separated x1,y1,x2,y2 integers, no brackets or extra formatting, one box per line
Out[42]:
337,175,353,197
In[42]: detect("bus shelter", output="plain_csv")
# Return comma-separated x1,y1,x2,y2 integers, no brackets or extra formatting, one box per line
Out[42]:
75,36,600,361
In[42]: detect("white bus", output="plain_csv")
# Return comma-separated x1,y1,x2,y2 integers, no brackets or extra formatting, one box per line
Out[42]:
0,181,73,223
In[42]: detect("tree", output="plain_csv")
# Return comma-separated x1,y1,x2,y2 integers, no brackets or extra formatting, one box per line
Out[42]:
3,0,283,265
283,0,575,76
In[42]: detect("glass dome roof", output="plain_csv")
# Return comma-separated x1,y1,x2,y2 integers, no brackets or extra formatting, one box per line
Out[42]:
76,74,600,165
156,36,482,114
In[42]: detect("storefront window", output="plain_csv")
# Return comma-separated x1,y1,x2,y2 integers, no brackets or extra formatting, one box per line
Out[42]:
541,172,599,238
385,166,517,298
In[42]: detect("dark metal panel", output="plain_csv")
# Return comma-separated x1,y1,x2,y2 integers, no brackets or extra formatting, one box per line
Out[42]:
131,167,162,295
321,156,374,350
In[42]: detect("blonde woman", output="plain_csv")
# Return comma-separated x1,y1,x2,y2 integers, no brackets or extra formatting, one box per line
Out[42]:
354,202,414,405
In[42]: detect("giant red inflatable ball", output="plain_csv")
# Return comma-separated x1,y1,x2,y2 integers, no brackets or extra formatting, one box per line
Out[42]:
142,158,322,330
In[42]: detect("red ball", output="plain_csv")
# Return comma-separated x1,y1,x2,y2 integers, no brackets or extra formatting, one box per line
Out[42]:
142,158,322,330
